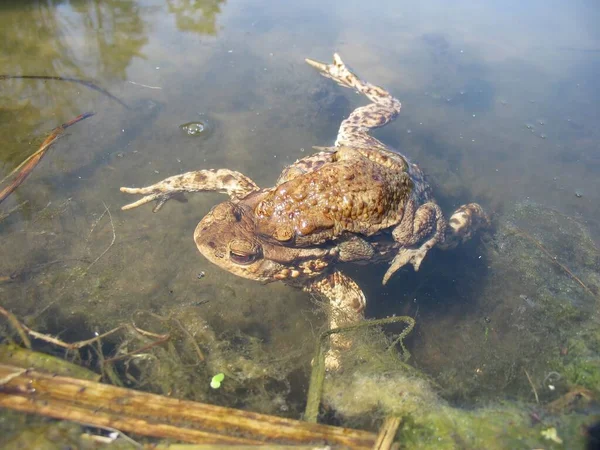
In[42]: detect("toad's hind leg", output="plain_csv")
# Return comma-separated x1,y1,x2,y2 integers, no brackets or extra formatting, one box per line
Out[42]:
304,270,366,371
306,53,401,148
439,203,490,250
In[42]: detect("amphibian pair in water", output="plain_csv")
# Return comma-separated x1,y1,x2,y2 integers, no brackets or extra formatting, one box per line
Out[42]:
121,53,489,369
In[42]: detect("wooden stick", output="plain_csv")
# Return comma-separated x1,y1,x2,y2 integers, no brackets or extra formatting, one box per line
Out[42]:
0,364,376,448
373,416,402,450
0,306,31,349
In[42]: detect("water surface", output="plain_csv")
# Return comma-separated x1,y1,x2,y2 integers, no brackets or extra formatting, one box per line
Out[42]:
1,0,599,434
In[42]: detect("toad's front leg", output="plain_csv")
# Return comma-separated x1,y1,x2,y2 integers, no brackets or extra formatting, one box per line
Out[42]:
120,169,259,212
304,270,366,371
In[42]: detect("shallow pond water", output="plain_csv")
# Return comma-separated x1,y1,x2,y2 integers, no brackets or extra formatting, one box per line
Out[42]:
1,0,599,446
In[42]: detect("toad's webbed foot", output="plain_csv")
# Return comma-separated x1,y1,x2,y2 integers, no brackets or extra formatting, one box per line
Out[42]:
120,169,259,212
439,203,490,250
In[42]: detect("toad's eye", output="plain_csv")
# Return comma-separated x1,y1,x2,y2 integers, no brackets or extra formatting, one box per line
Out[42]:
228,240,262,265
229,250,259,265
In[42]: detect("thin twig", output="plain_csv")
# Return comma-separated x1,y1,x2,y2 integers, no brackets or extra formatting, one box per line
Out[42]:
524,368,539,404
86,208,108,243
26,326,127,350
85,202,116,272
130,322,169,340
171,317,205,362
103,334,170,364
0,75,130,109
126,80,162,90
0,306,126,350
0,201,28,223
0,306,31,349
0,113,94,205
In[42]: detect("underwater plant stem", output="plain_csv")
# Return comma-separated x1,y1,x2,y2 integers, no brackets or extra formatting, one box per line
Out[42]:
171,317,205,362
0,308,169,356
84,202,116,273
304,315,416,423
524,369,539,404
0,112,94,205
103,334,170,364
304,334,326,423
0,200,28,223
0,364,378,447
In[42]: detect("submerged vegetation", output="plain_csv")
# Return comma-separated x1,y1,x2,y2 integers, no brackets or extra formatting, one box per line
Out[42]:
1,199,599,447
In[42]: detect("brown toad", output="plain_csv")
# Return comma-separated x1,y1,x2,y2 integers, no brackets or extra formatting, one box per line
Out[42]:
120,53,489,368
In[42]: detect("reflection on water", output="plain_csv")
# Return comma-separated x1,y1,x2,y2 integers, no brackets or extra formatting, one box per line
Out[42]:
167,0,225,35
0,0,599,442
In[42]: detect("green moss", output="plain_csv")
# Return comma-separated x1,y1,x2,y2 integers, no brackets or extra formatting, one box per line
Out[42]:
546,327,600,395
